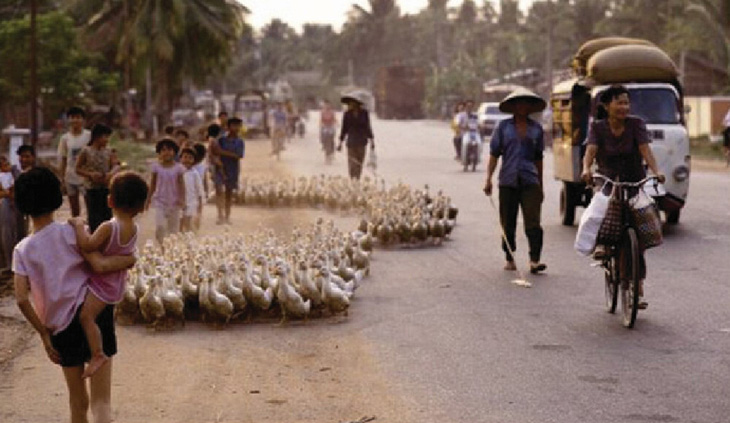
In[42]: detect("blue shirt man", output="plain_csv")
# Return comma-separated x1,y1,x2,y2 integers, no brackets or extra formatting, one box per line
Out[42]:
214,118,244,224
489,118,544,188
484,89,547,274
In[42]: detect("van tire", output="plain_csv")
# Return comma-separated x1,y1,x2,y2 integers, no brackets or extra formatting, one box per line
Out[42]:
560,184,576,226
666,210,680,225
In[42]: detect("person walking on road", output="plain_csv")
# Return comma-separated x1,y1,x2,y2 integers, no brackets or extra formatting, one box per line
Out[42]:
214,117,245,225
451,102,465,161
320,100,338,164
484,88,547,274
57,106,90,218
338,95,375,180
722,108,730,166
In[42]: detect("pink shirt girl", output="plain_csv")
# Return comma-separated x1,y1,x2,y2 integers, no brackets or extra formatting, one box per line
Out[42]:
87,218,137,303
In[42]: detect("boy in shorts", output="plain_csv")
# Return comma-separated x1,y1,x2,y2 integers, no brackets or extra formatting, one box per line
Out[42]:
57,106,90,217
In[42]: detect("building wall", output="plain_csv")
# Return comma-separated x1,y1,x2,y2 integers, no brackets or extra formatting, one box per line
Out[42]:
685,96,730,139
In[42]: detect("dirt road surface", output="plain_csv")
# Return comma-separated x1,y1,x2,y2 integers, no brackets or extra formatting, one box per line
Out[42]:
3,115,730,423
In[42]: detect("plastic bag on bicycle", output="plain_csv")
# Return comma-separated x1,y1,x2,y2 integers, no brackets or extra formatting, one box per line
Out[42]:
629,189,663,249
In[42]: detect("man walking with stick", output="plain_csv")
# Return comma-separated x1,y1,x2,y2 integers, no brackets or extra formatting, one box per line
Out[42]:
338,94,375,180
483,88,547,275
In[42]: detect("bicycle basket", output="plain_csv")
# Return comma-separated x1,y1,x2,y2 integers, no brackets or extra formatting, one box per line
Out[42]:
597,186,622,245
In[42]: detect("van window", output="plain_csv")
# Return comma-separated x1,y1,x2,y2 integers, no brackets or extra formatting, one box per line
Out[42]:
594,88,679,124
627,88,679,124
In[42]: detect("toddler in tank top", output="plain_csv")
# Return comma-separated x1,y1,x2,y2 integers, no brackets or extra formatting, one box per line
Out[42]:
69,171,149,378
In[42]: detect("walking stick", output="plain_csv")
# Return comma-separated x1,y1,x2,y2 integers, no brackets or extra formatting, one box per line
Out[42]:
487,195,531,288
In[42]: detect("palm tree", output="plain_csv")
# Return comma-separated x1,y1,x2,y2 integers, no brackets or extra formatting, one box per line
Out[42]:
686,0,730,74
71,0,247,126
345,0,399,85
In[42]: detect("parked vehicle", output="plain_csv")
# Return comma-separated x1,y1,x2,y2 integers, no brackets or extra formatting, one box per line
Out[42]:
375,65,425,119
234,90,269,138
477,101,510,137
552,38,690,225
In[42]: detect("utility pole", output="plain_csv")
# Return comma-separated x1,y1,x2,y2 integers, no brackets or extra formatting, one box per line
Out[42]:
30,0,38,145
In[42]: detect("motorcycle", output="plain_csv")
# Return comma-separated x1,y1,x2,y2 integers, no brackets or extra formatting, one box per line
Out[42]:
460,118,483,172
321,126,336,164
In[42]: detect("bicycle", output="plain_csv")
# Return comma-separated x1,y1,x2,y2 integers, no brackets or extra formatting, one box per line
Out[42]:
592,173,658,329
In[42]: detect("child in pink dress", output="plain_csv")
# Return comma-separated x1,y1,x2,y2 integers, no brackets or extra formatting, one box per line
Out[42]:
69,171,148,378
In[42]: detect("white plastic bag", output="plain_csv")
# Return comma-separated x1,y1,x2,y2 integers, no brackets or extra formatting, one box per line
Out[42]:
574,188,610,256
367,149,377,170
629,188,654,209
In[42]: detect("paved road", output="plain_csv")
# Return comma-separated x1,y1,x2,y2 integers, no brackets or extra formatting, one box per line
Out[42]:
3,116,729,423
286,116,730,423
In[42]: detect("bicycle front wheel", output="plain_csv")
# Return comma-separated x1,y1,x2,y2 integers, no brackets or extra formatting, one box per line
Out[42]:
604,255,618,314
619,228,641,328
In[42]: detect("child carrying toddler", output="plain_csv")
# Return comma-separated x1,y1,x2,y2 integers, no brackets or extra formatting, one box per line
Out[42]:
69,171,148,378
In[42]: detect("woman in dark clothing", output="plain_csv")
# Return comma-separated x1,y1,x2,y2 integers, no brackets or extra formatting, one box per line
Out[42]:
581,84,666,309
338,96,375,179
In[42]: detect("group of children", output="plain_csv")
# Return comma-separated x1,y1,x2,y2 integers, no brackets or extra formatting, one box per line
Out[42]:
148,114,244,242
9,108,245,422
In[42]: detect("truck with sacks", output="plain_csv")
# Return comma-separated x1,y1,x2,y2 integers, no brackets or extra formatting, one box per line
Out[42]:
551,37,691,226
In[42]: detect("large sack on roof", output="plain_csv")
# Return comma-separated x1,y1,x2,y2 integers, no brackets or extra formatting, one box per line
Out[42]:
572,37,655,74
586,45,678,84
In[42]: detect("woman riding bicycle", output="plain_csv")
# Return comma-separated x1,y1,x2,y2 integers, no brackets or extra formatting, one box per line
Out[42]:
581,84,666,309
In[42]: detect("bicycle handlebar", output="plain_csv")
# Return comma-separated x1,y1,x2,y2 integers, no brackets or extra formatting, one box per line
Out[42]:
591,173,657,188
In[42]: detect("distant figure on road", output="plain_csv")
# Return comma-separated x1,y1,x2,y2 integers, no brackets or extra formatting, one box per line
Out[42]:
484,88,547,274
723,108,730,166
320,100,338,164
57,106,90,218
338,95,375,180
451,102,465,161
214,117,244,225
269,102,287,159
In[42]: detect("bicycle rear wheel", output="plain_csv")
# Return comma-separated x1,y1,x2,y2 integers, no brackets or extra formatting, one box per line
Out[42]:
604,254,618,314
619,228,641,328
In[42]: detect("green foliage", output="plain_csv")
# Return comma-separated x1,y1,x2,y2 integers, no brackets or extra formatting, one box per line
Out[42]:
0,11,119,112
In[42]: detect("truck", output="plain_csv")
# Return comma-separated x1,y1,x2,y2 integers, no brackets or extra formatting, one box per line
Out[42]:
374,65,425,119
234,90,269,138
552,37,691,226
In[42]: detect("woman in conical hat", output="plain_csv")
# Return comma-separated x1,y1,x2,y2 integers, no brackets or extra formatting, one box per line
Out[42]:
338,92,374,180
484,87,548,274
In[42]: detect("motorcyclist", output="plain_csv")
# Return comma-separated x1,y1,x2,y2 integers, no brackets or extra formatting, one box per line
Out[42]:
459,100,483,168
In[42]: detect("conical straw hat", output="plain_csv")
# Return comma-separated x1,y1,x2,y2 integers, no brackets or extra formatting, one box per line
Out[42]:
499,87,547,114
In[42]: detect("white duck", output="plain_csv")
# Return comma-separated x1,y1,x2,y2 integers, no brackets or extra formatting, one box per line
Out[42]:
320,263,351,316
239,260,275,310
275,261,311,323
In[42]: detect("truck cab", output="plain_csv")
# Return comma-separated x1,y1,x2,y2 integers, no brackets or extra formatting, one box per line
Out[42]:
552,40,690,226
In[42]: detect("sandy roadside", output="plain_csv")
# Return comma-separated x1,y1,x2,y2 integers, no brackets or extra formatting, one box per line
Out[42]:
0,135,422,423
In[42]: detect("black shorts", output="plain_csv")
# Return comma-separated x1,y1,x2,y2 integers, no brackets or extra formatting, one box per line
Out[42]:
50,304,117,368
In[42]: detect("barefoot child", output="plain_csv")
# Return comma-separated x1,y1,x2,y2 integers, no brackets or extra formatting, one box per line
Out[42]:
13,167,136,423
179,148,204,232
146,138,185,244
69,171,148,378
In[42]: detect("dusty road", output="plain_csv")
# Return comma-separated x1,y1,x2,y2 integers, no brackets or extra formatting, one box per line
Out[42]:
2,115,730,423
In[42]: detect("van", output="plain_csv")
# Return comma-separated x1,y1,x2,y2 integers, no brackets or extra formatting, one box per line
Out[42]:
552,39,690,225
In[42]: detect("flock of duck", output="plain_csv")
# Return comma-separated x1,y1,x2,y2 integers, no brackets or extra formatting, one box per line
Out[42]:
125,176,459,328
121,219,372,328
237,175,459,247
